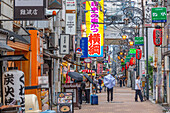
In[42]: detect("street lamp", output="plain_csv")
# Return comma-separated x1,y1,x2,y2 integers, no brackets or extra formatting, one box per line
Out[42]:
120,52,123,55
117,56,121,60
121,58,124,62
129,41,134,46
122,35,127,40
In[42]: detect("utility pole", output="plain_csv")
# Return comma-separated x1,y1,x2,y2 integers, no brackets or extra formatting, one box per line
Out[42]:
146,27,149,100
76,0,82,72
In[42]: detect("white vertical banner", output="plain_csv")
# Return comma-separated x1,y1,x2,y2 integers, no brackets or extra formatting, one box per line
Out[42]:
60,34,70,55
3,70,25,112
66,13,76,35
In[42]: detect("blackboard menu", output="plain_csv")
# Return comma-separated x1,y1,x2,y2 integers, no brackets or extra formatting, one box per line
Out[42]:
57,92,73,113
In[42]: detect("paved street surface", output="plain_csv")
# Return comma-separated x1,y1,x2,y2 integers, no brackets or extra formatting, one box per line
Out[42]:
75,87,163,113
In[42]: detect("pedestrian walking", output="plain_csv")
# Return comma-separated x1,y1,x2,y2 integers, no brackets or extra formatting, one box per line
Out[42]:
104,72,116,102
135,76,144,102
98,76,102,93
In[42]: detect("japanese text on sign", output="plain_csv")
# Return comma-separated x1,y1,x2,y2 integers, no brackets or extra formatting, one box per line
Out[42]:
20,9,38,15
86,0,104,57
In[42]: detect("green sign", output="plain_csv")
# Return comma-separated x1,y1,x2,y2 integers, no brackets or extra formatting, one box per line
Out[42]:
151,7,167,23
126,54,132,60
135,37,144,46
129,48,136,55
121,62,125,66
125,59,130,63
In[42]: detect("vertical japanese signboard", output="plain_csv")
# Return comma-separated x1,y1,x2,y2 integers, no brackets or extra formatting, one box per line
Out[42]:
86,0,104,57
14,0,44,20
60,34,70,55
66,13,76,35
97,63,103,74
3,70,25,112
151,7,167,23
80,38,88,58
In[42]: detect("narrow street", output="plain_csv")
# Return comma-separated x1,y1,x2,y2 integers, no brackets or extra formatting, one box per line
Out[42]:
75,87,163,113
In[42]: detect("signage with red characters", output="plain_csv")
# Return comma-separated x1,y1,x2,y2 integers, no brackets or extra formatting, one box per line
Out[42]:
136,49,142,60
153,29,162,46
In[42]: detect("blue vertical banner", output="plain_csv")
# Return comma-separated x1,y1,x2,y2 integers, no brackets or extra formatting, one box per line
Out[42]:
80,37,88,58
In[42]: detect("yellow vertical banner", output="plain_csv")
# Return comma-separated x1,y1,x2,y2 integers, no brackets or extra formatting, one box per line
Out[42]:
86,0,104,57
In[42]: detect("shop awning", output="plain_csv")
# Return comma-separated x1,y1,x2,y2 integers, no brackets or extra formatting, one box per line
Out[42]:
0,55,28,61
0,42,15,51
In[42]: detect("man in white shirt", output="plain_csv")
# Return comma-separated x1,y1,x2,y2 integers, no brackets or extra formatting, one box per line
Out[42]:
135,76,144,102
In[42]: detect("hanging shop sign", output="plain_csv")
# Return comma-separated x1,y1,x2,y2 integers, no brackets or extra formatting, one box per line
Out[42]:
102,60,108,63
136,49,142,60
3,70,25,112
151,7,167,23
135,37,144,46
66,13,76,35
76,47,82,57
66,0,76,11
153,29,162,46
84,58,92,63
57,92,73,113
60,34,70,55
86,0,104,57
97,63,103,74
14,0,44,20
129,48,136,55
80,38,88,58
48,0,62,9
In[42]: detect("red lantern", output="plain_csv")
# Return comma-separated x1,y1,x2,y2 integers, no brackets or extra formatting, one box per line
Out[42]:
125,65,128,70
153,29,162,46
122,67,125,72
130,57,136,66
136,49,142,60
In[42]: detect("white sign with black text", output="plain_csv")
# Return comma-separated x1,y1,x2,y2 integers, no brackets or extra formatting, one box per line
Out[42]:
60,34,70,55
66,0,76,10
15,0,43,6
66,13,76,35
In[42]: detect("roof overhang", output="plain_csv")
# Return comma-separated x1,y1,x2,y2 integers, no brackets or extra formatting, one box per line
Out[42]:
0,55,28,61
0,42,15,52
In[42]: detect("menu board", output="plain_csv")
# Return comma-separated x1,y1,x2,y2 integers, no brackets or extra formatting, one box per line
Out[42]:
57,92,73,113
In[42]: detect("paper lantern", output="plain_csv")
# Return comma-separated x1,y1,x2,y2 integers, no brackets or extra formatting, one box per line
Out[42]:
136,49,142,60
153,29,162,46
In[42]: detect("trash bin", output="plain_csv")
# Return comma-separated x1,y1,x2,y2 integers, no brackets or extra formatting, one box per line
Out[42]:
1,107,18,113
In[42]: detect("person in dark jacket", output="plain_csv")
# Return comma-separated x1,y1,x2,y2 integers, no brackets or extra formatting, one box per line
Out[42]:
98,76,102,93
